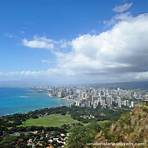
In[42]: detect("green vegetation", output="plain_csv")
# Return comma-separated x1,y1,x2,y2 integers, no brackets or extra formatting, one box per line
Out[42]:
65,104,148,147
0,106,132,147
70,106,127,123
97,120,112,129
66,121,100,148
95,104,148,146
21,114,79,127
0,136,17,146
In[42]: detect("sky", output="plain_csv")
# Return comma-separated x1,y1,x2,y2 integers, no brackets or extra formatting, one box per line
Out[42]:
0,0,148,86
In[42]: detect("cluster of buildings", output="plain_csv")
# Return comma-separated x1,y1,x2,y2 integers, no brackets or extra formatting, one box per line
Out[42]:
11,129,67,148
48,87,148,109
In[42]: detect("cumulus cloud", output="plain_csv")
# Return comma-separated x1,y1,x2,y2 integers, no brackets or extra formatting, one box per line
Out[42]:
51,13,148,82
58,14,148,70
22,36,70,53
103,12,133,26
113,2,133,13
9,13,148,83
22,36,55,50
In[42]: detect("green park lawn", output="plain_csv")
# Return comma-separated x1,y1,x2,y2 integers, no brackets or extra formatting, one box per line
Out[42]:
21,114,79,127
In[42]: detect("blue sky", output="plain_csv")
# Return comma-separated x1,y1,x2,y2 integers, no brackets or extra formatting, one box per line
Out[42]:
0,0,148,86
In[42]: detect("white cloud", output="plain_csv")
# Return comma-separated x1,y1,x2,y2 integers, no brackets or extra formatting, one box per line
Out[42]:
51,13,148,82
22,36,70,53
103,12,133,26
22,36,55,50
113,2,133,13
68,15,145,64
5,13,148,84
134,71,148,80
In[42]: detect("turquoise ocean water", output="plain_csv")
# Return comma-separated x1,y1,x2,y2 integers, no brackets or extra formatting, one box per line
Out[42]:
0,88,68,116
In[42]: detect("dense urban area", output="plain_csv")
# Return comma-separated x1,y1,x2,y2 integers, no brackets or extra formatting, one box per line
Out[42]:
47,87,148,109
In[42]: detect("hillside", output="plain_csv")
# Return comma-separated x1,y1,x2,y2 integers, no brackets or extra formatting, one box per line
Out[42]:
93,104,148,147
92,81,148,89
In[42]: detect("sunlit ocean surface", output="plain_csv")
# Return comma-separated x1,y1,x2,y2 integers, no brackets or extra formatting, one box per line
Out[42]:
0,88,68,116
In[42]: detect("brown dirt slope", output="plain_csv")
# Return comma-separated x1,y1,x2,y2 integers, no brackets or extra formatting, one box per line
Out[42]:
93,104,148,148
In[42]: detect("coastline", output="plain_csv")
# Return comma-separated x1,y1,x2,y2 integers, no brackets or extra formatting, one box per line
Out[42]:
0,88,70,116
47,93,75,107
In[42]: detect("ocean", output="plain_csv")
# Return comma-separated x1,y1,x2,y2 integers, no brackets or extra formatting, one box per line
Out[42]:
0,88,68,116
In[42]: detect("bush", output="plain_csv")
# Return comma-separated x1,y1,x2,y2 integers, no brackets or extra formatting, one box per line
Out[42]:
66,121,100,148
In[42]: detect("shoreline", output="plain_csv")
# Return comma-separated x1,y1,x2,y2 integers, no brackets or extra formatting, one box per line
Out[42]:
0,89,70,117
0,104,68,117
47,92,75,106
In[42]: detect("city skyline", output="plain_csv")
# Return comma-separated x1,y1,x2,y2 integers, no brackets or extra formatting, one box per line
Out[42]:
0,0,148,86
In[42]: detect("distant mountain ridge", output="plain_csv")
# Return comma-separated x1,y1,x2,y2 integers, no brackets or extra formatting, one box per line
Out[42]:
1,80,148,89
91,81,148,89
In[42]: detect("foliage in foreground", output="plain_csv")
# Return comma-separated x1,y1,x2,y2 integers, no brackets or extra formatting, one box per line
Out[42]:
65,121,100,148
94,104,148,148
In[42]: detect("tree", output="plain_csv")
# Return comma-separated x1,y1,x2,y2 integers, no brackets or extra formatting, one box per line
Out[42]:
66,121,100,148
